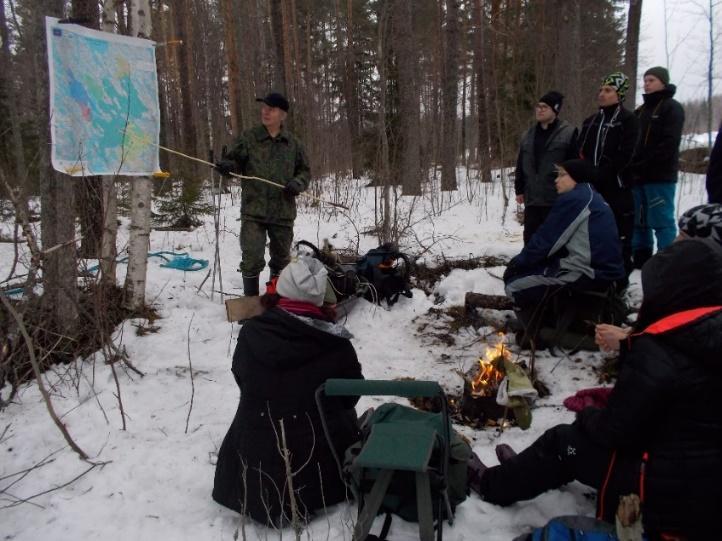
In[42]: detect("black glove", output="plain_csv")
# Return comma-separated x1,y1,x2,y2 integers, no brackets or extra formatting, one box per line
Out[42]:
282,179,303,197
214,159,236,177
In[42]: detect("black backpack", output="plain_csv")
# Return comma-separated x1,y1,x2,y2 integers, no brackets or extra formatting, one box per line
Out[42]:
355,243,413,306
295,240,367,302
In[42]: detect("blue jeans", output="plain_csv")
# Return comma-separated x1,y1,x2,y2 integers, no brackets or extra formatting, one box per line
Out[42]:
632,183,677,252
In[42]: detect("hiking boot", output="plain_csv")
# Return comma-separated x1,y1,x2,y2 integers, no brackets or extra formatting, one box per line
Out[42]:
515,330,547,351
242,276,259,297
495,443,517,464
467,452,487,496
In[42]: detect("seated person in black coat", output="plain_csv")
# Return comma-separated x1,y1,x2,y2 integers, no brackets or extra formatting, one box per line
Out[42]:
470,238,722,540
212,256,363,526
595,202,722,351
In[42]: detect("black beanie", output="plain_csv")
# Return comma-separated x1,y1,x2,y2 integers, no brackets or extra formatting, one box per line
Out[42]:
539,91,564,114
644,66,670,86
558,159,597,184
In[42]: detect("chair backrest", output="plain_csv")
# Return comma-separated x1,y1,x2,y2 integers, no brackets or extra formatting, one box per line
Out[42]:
316,379,464,541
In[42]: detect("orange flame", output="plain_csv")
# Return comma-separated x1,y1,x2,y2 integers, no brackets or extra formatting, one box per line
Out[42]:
470,335,509,397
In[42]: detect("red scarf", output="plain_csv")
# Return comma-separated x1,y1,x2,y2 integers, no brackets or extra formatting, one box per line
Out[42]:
278,297,326,320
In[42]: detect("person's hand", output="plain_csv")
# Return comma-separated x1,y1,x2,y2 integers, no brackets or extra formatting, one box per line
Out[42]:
502,257,520,282
282,179,303,198
214,159,236,177
594,324,630,352
515,194,524,205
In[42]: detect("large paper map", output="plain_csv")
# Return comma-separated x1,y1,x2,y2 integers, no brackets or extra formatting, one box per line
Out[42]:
46,17,160,176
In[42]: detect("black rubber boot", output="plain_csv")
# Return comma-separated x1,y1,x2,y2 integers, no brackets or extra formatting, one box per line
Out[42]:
467,452,488,496
242,276,259,297
632,248,653,270
495,443,517,464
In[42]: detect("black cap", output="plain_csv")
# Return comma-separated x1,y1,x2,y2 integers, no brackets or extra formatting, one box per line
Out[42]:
558,159,597,184
256,92,289,112
539,91,564,114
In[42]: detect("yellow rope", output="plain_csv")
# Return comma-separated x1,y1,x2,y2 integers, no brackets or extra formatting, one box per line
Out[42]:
156,144,349,210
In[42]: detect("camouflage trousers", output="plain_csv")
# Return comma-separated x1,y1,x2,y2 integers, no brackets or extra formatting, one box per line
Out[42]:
240,219,293,278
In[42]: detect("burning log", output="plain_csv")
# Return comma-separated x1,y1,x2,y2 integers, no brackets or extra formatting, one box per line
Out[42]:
459,336,517,427
460,378,511,425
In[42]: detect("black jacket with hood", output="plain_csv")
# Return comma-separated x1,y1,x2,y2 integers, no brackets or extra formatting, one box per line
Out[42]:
632,85,685,183
212,307,363,526
577,238,722,539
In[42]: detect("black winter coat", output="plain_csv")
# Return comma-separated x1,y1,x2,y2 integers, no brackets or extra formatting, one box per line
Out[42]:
578,104,639,211
577,239,722,539
212,307,363,526
632,86,685,183
515,119,578,207
707,122,722,203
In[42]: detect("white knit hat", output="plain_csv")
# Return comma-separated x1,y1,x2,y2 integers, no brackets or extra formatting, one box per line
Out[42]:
276,257,329,306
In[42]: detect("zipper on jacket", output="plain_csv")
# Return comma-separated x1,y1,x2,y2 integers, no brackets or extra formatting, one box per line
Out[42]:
639,451,649,503
597,450,617,520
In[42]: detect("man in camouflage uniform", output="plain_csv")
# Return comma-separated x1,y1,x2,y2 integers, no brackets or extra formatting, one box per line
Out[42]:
216,92,310,296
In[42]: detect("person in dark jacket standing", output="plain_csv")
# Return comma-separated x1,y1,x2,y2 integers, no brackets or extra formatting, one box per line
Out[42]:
472,238,722,540
630,67,685,268
216,92,311,296
212,257,363,526
514,91,578,243
706,122,722,204
578,72,639,280
504,159,624,328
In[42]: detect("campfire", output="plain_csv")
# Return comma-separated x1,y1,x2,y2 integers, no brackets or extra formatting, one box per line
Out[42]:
409,334,535,429
469,339,507,397
460,335,515,427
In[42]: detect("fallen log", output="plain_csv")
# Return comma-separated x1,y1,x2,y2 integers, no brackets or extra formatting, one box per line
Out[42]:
464,292,514,312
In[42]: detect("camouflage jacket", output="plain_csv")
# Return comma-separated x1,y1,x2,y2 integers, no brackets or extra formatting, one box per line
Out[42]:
227,125,311,225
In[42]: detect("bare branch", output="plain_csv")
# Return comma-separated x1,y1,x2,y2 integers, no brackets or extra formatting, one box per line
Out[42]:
185,313,196,434
0,461,103,510
0,295,89,460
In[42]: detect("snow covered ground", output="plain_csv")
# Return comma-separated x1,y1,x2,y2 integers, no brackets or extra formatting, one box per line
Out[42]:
0,170,708,540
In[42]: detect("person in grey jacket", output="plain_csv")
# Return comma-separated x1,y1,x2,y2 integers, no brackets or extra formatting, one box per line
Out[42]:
514,91,578,244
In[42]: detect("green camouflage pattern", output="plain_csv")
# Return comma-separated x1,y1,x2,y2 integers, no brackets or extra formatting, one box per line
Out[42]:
228,125,311,226
240,219,293,278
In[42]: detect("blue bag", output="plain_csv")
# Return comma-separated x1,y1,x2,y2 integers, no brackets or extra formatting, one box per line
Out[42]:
514,516,618,541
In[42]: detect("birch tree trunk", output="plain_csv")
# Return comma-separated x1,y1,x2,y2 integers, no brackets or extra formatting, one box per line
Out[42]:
221,0,243,137
124,0,153,310
100,0,118,287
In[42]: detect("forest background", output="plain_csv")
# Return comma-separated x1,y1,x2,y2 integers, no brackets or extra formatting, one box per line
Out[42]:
0,0,720,362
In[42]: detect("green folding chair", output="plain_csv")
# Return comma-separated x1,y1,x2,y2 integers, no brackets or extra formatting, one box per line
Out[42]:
315,379,454,541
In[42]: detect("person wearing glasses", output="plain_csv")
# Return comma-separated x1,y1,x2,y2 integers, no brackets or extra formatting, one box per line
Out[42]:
514,91,578,244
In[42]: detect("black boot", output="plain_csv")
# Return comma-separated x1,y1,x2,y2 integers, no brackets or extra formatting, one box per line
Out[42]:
242,276,259,297
632,248,653,270
467,452,488,496
495,443,517,464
